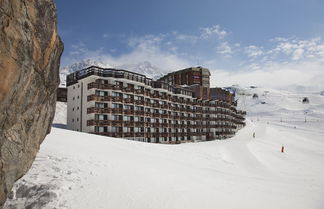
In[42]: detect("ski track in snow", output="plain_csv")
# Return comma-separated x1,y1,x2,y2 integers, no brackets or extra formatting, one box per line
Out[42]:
4,87,324,209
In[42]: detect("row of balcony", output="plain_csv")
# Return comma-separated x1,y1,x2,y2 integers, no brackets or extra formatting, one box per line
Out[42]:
87,107,246,122
87,119,239,129
86,102,246,118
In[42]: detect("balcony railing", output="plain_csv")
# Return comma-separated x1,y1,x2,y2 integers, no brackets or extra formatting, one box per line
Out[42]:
87,95,111,102
88,82,114,90
87,119,111,126
87,107,111,114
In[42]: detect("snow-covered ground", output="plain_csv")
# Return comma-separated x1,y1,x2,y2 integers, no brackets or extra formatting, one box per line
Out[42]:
4,87,324,209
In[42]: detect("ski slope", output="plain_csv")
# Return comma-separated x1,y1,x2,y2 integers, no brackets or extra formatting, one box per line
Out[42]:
4,87,324,209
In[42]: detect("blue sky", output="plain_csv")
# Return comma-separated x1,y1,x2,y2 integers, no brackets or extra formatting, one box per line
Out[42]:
55,0,324,88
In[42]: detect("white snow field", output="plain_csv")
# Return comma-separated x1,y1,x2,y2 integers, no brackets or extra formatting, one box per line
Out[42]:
4,87,324,209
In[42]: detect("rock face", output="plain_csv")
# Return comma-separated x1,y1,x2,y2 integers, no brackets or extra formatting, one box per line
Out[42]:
0,0,63,207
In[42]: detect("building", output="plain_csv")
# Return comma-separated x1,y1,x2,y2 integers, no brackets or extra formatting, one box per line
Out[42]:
157,66,211,88
66,66,246,143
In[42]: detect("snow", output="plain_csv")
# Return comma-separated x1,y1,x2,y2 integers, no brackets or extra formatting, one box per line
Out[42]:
52,102,67,129
4,87,324,209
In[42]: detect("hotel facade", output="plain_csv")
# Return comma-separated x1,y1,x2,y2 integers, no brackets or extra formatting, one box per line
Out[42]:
67,66,246,143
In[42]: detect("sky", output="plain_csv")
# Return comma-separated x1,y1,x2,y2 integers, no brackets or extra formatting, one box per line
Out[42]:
55,0,324,89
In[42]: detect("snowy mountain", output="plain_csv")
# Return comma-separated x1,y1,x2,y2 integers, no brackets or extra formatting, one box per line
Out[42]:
4,87,324,209
59,59,167,87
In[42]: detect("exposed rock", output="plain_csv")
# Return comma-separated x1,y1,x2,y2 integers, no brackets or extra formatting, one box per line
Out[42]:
0,0,63,207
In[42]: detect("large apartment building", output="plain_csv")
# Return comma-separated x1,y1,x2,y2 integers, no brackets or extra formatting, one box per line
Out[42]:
66,66,246,143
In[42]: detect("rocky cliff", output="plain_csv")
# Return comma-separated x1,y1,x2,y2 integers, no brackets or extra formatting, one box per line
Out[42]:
0,0,63,207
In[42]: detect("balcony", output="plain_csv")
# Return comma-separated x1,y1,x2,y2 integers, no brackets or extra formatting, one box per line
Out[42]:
135,89,144,95
88,82,114,90
161,123,169,127
152,93,162,99
134,110,145,115
87,119,111,126
87,95,111,102
124,121,134,127
160,133,169,137
123,87,134,93
152,113,160,117
112,85,123,91
111,108,123,114
144,112,152,117
152,103,160,108
124,132,135,137
135,121,145,127
161,114,169,119
161,104,169,109
135,132,143,137
111,96,123,102
111,120,123,126
87,107,111,114
161,95,169,100
124,98,134,104
123,109,134,115
135,100,144,105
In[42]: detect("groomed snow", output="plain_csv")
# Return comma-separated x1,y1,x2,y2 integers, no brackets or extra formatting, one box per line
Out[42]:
4,87,324,209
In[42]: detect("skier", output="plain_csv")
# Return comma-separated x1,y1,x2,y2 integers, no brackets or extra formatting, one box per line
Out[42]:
253,132,255,138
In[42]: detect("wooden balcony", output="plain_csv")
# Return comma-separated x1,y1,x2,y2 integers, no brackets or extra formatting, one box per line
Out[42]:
87,119,111,126
124,132,135,137
111,108,123,114
87,107,111,114
161,114,169,119
152,123,161,128
152,113,160,117
135,89,144,95
135,132,143,137
123,109,134,115
135,121,145,127
134,110,145,115
111,96,123,102
124,121,134,126
144,122,152,127
161,104,169,109
151,94,161,99
135,100,144,105
87,95,111,102
88,82,114,90
124,98,134,104
111,120,123,126
144,112,152,117
161,95,169,100
161,123,169,127
123,87,134,93
112,85,123,91
160,133,169,137
152,103,160,108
